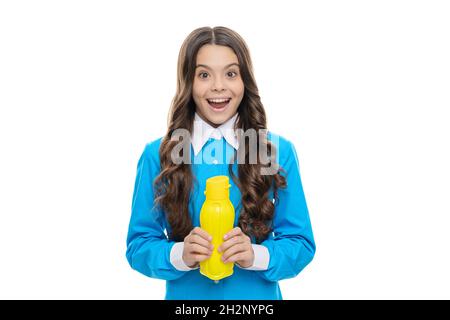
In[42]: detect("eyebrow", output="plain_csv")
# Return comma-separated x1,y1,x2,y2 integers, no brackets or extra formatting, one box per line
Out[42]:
195,63,240,70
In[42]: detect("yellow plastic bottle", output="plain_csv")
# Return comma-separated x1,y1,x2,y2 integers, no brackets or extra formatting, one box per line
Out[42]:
200,175,235,281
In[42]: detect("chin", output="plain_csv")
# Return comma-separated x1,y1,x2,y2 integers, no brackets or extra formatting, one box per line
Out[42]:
208,114,229,125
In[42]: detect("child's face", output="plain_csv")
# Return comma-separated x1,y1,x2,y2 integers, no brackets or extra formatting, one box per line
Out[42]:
193,44,244,127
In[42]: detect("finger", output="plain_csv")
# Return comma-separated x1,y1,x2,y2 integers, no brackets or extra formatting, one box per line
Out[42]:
188,234,214,250
187,243,213,256
221,243,248,261
191,227,213,241
218,235,246,253
223,227,243,240
191,254,211,263
224,252,246,263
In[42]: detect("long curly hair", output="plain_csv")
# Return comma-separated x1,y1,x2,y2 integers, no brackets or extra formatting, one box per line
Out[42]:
154,26,286,243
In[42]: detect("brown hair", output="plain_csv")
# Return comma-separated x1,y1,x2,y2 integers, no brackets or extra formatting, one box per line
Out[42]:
154,26,286,243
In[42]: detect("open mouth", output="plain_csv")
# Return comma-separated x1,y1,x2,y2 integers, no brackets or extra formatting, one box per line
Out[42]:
207,98,231,111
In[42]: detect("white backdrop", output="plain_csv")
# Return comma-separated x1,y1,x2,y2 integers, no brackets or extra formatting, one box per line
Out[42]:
1,0,449,299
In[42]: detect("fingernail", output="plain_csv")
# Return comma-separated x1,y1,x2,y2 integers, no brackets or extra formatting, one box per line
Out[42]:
209,236,213,241
223,234,228,240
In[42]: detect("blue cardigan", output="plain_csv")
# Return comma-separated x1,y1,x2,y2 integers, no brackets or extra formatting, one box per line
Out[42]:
126,132,315,299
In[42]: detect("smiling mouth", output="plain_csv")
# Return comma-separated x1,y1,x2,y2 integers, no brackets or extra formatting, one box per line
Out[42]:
207,98,231,110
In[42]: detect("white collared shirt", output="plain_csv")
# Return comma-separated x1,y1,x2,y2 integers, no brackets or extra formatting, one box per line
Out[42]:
170,112,270,273
191,112,239,156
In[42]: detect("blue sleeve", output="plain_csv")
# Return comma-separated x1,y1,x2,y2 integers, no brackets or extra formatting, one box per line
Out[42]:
257,139,316,282
125,142,186,280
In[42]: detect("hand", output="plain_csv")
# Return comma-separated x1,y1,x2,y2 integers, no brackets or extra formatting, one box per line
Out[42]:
182,227,214,268
218,227,254,268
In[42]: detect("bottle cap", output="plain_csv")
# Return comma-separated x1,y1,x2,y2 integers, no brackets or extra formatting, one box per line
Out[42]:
204,175,231,200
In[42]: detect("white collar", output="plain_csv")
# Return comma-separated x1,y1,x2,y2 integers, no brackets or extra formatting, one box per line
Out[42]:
192,112,239,156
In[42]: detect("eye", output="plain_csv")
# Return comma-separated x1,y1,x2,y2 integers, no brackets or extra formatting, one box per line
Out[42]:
227,71,238,78
198,72,209,79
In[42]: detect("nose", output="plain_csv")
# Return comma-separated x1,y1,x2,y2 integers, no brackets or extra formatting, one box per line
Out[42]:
211,77,225,92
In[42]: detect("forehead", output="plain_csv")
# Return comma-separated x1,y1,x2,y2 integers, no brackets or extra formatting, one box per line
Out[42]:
196,44,239,67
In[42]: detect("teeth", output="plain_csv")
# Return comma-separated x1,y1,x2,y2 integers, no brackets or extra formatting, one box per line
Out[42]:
208,98,230,103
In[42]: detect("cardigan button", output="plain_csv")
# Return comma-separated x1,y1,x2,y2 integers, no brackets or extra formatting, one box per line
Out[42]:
212,159,219,165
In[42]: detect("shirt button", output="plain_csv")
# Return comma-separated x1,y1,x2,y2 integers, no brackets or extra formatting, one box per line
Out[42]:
212,159,218,165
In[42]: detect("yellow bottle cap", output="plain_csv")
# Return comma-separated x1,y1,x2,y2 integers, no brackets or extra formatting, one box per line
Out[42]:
204,175,231,200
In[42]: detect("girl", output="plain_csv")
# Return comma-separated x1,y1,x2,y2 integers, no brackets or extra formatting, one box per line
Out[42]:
126,26,315,300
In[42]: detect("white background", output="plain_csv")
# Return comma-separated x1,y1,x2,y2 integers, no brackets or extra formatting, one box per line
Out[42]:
1,1,449,299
